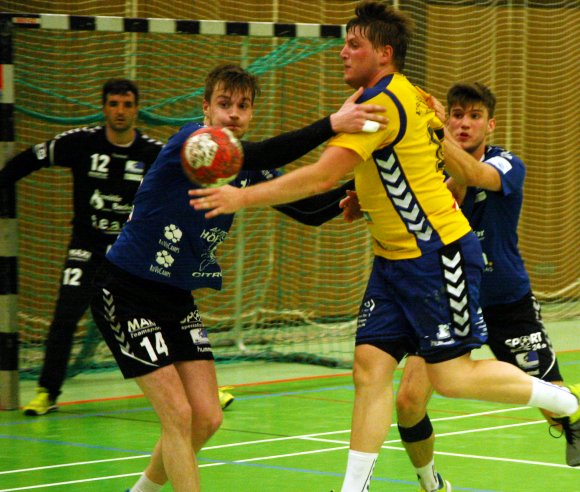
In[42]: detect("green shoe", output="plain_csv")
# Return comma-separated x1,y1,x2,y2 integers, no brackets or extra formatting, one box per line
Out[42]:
22,387,58,416
218,386,235,410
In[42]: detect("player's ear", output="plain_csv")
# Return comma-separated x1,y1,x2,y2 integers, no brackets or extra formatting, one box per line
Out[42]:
487,117,496,134
202,99,210,117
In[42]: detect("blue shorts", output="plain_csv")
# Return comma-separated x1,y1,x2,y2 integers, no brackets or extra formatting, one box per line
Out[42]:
356,233,488,363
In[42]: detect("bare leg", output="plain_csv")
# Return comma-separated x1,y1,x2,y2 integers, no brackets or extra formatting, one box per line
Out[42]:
142,360,222,487
397,356,434,467
350,344,399,452
427,353,534,403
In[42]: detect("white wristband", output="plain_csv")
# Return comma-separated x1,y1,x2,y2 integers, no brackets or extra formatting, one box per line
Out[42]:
362,120,380,133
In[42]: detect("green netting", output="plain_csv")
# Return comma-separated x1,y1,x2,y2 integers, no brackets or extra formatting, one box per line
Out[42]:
10,3,580,380
13,27,369,379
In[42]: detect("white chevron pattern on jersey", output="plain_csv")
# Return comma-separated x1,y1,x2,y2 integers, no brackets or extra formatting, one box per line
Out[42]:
441,251,470,337
376,154,433,242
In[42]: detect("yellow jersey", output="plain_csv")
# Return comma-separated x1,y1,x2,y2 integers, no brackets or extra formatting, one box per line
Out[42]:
328,73,471,260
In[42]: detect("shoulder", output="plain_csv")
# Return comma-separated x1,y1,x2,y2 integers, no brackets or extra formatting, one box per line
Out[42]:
135,129,164,145
484,145,525,174
53,125,102,143
135,129,165,149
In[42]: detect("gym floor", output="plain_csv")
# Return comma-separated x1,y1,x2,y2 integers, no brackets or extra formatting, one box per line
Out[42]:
1,319,578,491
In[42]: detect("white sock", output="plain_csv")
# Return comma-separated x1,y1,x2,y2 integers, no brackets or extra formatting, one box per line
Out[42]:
340,449,378,492
416,459,439,492
527,378,578,416
130,473,163,492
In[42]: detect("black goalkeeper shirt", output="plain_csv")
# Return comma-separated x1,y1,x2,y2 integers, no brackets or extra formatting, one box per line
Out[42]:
1,126,164,247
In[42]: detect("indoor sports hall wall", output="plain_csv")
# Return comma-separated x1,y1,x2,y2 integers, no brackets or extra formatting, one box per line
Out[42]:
1,0,577,376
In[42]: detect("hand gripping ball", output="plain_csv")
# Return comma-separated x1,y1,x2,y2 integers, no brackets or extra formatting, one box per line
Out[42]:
181,126,244,187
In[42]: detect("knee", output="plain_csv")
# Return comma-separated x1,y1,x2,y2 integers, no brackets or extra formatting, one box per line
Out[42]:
353,358,388,389
195,408,223,442
162,402,194,437
396,387,428,424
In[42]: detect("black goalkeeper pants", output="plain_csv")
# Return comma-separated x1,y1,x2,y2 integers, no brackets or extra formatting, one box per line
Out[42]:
38,236,108,399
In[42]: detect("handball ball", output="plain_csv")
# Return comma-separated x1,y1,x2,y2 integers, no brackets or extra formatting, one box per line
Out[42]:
180,127,244,187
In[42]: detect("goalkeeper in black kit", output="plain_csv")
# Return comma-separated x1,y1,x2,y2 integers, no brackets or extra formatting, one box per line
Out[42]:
0,78,164,416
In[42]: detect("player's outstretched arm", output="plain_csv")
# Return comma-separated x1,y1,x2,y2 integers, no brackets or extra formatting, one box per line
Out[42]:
241,87,386,172
190,146,359,219
0,148,46,187
274,179,355,226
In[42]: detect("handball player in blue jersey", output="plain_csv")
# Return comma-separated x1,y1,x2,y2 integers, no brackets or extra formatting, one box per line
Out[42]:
89,63,386,492
189,3,580,491
391,82,578,490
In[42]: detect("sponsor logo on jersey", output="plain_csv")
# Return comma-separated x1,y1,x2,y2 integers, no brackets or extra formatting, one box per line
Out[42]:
67,248,92,262
198,227,228,271
155,250,174,268
33,143,48,161
164,224,183,244
505,332,547,351
474,190,487,203
487,155,513,174
515,351,540,375
124,160,145,181
91,215,123,234
149,250,174,278
180,310,203,330
430,324,456,346
191,271,223,278
356,297,376,328
436,323,451,340
189,328,210,345
127,317,160,337
90,190,130,212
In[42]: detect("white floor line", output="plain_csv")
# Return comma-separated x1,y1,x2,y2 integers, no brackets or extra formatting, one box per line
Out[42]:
2,405,574,491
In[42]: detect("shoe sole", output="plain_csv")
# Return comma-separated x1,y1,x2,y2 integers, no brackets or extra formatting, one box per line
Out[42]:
23,406,58,416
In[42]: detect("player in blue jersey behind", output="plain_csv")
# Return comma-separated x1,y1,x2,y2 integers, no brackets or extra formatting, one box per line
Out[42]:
189,2,580,491
90,63,386,492
391,81,579,490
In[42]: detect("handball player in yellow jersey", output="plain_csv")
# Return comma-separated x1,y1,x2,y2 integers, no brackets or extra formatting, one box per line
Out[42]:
190,2,580,491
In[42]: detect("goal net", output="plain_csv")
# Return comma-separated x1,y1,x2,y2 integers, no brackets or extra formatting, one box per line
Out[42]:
1,0,578,380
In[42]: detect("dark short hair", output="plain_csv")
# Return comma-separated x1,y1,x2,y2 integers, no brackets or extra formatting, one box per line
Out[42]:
204,64,260,104
346,0,414,72
102,78,139,106
447,82,497,118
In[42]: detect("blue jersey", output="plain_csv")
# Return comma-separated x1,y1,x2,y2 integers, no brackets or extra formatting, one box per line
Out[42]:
460,145,530,307
106,122,278,291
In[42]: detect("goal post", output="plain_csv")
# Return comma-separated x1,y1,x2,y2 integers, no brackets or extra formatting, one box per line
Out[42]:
0,16,19,410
